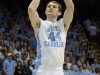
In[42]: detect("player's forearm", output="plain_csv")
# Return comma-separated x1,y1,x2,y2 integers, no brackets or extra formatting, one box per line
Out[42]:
28,0,40,11
64,0,74,9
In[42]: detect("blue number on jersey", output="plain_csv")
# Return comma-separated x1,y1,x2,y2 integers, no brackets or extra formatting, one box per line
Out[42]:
55,32,62,41
48,32,62,41
48,32,55,41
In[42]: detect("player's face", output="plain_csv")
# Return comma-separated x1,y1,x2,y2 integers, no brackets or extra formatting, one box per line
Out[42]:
45,2,61,18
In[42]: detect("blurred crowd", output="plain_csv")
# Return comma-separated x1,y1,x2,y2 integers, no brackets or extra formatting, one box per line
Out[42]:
0,0,100,75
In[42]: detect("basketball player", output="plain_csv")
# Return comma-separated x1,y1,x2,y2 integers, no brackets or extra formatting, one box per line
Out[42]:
28,0,74,75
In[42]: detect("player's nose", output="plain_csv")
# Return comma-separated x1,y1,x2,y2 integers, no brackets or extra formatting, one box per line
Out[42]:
50,5,53,9
50,7,53,10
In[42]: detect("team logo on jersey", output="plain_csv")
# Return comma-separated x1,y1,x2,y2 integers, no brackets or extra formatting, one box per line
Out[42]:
44,26,64,47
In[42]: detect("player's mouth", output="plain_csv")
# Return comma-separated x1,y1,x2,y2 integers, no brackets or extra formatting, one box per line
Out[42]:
48,10,53,12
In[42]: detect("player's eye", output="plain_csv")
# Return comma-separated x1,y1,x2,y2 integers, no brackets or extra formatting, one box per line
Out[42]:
53,6,56,8
47,5,51,8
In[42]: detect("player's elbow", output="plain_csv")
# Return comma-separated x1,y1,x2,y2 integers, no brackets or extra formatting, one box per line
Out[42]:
28,6,32,13
28,7,35,15
67,4,74,11
70,5,74,10
28,6,33,12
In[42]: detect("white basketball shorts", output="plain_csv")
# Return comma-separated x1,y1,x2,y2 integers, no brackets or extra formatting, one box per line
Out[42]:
36,65,64,75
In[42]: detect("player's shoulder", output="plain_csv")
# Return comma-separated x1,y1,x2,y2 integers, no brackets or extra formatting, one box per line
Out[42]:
41,18,63,22
57,18,64,26
39,18,64,27
57,18,63,22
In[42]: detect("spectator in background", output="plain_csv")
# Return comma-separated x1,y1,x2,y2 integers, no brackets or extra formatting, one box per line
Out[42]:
70,65,77,75
63,63,71,75
74,43,79,58
8,44,14,55
83,17,92,38
77,57,87,67
12,55,17,67
89,66,98,75
68,47,74,59
91,59,100,68
0,40,7,51
3,53,15,75
71,58,78,71
88,23,98,44
27,27,34,36
15,52,21,61
13,45,22,58
71,36,78,46
22,47,28,57
28,34,37,49
86,45,97,65
63,64,67,75
82,63,90,75
28,60,34,71
1,50,8,62
21,60,32,75
76,65,84,75
20,41,24,50
74,20,83,31
26,52,36,65
27,45,32,52
77,46,85,60
0,49,3,58
21,53,27,65
16,29,26,41
64,56,71,65
83,17,92,31
77,29,83,37
14,60,22,75
23,38,30,47
95,67,100,75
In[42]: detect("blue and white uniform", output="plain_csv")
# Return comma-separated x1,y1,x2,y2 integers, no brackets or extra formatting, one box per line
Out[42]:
34,19,67,75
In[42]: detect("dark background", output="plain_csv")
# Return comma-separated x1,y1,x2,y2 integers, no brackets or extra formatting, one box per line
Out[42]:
0,0,100,21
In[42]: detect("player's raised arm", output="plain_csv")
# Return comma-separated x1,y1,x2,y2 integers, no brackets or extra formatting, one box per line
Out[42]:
28,0,41,29
63,0,74,31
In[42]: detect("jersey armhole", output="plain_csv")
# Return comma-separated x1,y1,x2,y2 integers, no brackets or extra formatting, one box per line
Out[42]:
58,18,67,32
39,18,45,27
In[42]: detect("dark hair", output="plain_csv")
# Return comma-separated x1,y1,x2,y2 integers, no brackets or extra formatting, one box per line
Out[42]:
28,60,34,68
95,67,99,73
2,50,7,54
28,60,32,65
46,1,62,12
12,55,17,60
82,63,87,66
78,65,82,68
63,64,67,67
17,60,22,67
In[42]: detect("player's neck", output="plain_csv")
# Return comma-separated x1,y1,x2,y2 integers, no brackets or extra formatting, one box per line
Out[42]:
46,16,57,22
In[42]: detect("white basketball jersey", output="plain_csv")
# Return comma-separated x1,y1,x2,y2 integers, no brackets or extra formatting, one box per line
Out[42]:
35,19,67,69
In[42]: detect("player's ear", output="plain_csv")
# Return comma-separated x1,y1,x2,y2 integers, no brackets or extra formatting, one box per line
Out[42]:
58,11,61,16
